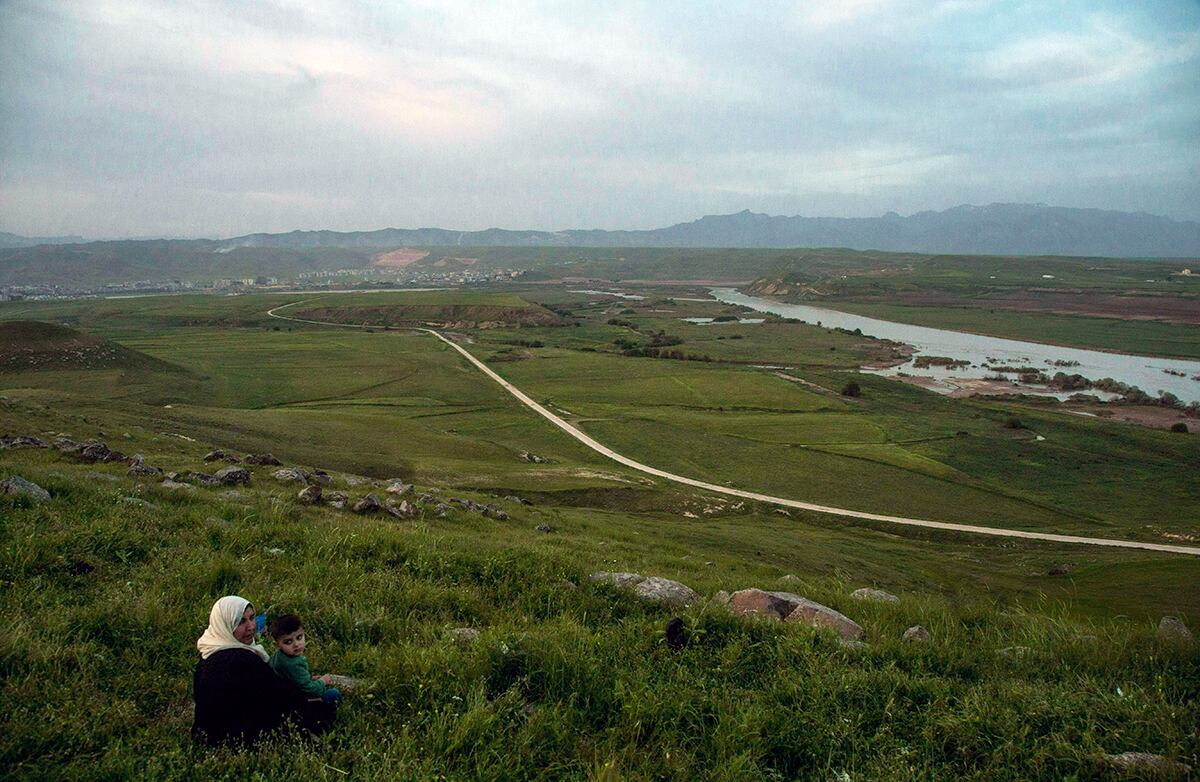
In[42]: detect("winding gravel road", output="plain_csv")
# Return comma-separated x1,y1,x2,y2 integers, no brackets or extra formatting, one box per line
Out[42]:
266,300,1200,556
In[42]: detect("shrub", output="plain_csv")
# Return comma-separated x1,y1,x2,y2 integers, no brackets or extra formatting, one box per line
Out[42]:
841,381,861,397
1170,422,1189,433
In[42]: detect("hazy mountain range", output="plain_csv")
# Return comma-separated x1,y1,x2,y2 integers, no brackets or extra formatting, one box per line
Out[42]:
212,203,1200,258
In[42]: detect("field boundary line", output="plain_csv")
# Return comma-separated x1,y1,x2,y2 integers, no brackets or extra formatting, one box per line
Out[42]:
265,301,1200,556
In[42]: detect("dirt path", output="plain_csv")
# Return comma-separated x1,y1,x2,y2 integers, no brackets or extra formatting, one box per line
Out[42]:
266,301,1200,556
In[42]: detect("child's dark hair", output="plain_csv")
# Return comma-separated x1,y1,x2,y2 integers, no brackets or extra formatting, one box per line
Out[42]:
270,613,302,639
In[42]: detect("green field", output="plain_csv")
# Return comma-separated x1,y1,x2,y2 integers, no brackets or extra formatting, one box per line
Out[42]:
1,287,1198,779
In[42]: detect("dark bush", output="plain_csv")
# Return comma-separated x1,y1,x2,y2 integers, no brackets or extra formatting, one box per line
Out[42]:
1170,422,1189,433
841,381,861,397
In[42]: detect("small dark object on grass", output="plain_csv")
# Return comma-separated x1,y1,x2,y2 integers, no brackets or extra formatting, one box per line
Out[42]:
1170,422,1189,433
841,381,861,398
1004,416,1024,429
666,618,686,651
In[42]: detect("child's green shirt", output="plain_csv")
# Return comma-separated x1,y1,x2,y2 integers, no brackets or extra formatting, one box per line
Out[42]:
269,650,327,697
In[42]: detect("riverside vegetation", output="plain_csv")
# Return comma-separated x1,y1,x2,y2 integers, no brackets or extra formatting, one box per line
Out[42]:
1,288,1198,780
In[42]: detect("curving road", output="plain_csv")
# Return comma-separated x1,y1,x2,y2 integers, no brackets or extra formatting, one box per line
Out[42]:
266,300,1200,556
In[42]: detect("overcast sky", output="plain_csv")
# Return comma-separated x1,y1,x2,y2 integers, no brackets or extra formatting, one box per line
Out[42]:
1,1,1197,238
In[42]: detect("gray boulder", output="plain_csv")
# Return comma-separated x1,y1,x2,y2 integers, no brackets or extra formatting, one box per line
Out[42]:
243,453,282,466
903,625,930,643
1103,752,1191,776
310,470,333,486
0,435,50,449
128,463,163,478
589,572,699,607
203,450,229,462
851,587,900,605
297,485,322,504
214,466,251,486
271,467,309,484
160,479,192,490
325,490,349,509
184,471,221,487
0,475,51,501
1157,616,1194,646
535,523,554,533
448,627,481,645
385,499,418,518
384,480,413,495
353,493,382,514
729,588,865,642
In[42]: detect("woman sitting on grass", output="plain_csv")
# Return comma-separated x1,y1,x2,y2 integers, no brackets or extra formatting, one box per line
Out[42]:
192,595,336,748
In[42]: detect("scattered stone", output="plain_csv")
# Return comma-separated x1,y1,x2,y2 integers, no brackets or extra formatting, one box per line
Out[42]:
433,503,452,516
203,450,229,462
1047,563,1072,576
325,490,349,509
103,450,129,464
773,508,792,517
53,436,82,453
271,467,309,484
353,493,382,514
517,451,548,463
128,463,163,478
269,497,285,507
851,587,900,605
343,474,374,487
504,495,530,505
779,574,800,583
448,627,481,645
78,442,112,463
535,523,554,533
1103,752,1191,776
384,499,418,519
729,588,865,642
164,471,182,481
297,485,322,504
903,625,930,643
384,480,413,495
310,470,333,486
589,572,700,607
0,475,51,501
0,435,50,449
160,479,192,490
263,547,285,556
485,506,509,520
213,466,251,486
710,590,731,606
1157,616,1194,646
418,492,437,503
243,453,282,466
184,471,221,487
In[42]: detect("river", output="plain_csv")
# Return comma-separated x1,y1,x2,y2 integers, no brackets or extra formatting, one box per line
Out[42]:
711,288,1200,405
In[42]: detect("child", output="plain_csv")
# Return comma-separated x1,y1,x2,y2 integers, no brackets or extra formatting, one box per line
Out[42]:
269,613,342,704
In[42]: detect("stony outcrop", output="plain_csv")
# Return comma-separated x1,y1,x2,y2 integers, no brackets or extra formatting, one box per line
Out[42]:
0,435,50,449
589,572,699,607
0,475,50,501
851,588,900,605
271,467,309,484
243,453,282,466
729,588,864,642
310,470,333,486
325,491,349,510
1157,616,1194,645
385,499,418,518
384,480,412,495
353,493,382,514
128,463,163,478
213,466,251,486
203,450,231,462
297,485,322,504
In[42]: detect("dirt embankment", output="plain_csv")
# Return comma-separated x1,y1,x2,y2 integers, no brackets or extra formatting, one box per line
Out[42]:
370,248,429,269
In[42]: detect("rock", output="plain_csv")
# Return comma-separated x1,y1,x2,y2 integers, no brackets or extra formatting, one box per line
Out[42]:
310,470,333,486
903,625,930,643
1103,752,1191,776
214,466,251,486
485,506,509,520
0,475,51,501
160,479,192,490
589,572,700,607
164,471,182,481
0,435,50,449
103,450,129,463
779,574,800,583
418,492,437,503
271,467,309,484
535,523,554,533
325,490,348,509
384,480,413,495
297,485,322,504
448,627,481,645
1157,616,1194,645
203,450,229,462
517,451,548,463
53,436,82,453
710,590,731,606
78,442,112,463
384,499,418,518
1047,563,1072,576
851,587,900,605
184,471,221,487
269,497,285,507
263,547,285,556
433,503,452,516
343,474,374,487
243,453,282,466
729,588,865,642
504,495,530,505
128,463,163,478
353,493,382,514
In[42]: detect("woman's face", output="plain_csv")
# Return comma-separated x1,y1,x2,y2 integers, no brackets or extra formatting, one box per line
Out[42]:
232,605,256,644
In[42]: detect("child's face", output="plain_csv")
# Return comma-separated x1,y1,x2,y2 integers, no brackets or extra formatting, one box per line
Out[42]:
275,628,306,657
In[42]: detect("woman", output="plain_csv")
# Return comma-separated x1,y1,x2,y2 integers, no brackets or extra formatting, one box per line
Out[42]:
192,595,335,747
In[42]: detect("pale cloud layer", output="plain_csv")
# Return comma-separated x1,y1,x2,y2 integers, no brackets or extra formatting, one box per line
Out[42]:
0,0,1196,238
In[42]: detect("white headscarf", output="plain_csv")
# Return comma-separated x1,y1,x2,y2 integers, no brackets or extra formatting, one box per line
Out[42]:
196,595,270,662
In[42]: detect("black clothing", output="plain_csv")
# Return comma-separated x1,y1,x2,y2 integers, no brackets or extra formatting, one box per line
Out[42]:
192,648,334,748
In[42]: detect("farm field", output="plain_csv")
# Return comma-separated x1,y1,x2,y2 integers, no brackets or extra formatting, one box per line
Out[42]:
1,286,1198,780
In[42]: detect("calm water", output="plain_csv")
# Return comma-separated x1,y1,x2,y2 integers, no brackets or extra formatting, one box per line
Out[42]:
712,288,1200,404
